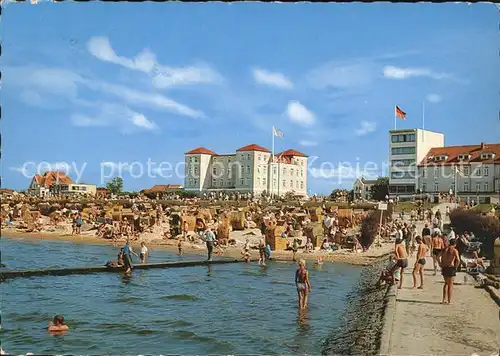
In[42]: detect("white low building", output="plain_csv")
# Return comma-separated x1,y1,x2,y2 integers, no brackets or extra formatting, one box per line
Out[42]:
184,144,308,197
28,171,97,197
353,178,378,200
417,142,500,204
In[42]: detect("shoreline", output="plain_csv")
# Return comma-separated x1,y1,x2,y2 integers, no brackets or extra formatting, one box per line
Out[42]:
2,230,394,266
322,256,389,355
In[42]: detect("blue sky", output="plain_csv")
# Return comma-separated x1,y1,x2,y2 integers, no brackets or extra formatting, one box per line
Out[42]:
1,2,499,194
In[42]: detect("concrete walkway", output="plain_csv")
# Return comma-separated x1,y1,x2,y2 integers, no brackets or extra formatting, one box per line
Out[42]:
386,254,500,356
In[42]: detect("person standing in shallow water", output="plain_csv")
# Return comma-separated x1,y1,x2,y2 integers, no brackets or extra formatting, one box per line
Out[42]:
203,227,215,261
122,239,139,274
295,259,312,310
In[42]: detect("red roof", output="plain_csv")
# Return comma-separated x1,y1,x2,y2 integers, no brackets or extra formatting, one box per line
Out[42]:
33,172,73,188
236,144,270,153
185,147,217,155
277,149,308,157
419,142,500,166
150,184,182,192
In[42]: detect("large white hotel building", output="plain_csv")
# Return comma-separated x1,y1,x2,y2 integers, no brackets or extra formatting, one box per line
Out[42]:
184,144,308,197
389,128,500,203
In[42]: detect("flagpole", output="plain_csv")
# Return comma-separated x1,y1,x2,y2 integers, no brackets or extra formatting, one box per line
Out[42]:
394,105,397,130
271,126,275,198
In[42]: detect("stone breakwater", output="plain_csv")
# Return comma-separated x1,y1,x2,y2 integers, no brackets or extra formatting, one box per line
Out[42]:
321,258,390,356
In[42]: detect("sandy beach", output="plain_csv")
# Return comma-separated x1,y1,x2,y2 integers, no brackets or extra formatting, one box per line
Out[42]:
3,229,394,266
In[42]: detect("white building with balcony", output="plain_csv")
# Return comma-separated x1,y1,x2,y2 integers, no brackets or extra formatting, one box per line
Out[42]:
184,144,308,197
388,128,445,198
417,142,500,204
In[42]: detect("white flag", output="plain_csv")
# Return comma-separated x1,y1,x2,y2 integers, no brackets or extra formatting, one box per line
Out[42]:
273,127,284,138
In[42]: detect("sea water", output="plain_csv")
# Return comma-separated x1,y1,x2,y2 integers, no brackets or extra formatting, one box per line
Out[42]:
1,237,364,355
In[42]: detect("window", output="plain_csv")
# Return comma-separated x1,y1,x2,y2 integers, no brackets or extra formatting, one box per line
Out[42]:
391,159,415,166
422,183,427,192
257,177,261,186
463,166,470,176
391,134,416,143
476,167,482,177
194,179,198,186
291,168,294,176
273,167,277,175
433,167,438,178
247,166,251,174
212,179,216,186
296,170,299,177
484,166,489,176
189,179,193,186
240,179,244,185
434,183,439,192
463,181,469,192
290,180,293,188
391,147,416,155
282,180,286,187
422,168,427,178
475,182,481,192
283,168,287,175
82,186,87,191
194,167,199,175
391,171,415,179
450,183,455,193
247,154,251,160
484,182,489,191
263,178,266,186
258,155,261,161
240,166,244,175
212,168,217,175
300,181,304,189
273,179,276,188
296,181,299,188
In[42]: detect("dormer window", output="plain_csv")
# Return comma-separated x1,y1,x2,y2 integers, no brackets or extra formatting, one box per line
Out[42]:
480,152,496,160
458,153,471,161
434,155,448,162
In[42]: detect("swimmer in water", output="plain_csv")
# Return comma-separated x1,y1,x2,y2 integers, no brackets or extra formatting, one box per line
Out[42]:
48,315,69,332
295,259,312,310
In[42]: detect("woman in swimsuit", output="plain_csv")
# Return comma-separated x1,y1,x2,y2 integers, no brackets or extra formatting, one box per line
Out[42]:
295,259,312,310
431,233,444,275
412,236,428,289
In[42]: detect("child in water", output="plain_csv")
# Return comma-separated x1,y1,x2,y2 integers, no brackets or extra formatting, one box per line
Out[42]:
295,259,312,310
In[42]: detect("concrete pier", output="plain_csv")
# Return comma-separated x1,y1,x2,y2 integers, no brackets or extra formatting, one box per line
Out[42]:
0,259,241,281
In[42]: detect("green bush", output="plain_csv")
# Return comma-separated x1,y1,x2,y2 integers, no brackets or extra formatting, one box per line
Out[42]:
449,209,500,258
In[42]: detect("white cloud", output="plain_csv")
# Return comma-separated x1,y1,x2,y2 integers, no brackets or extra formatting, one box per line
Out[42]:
383,66,451,80
252,68,293,89
426,93,442,103
299,140,318,147
87,36,223,88
5,65,206,121
354,121,377,136
306,62,374,90
287,101,316,126
88,81,206,119
71,103,159,134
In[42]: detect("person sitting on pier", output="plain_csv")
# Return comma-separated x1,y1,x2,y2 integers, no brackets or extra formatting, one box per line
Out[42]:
48,315,69,332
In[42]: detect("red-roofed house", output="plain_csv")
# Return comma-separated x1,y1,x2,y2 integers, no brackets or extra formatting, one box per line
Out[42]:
184,144,308,196
28,172,97,198
417,142,500,203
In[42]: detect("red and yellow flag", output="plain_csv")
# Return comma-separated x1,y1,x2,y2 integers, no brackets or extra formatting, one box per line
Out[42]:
395,106,406,120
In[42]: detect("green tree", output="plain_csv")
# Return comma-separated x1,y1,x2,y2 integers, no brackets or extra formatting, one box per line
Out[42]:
106,177,124,195
369,177,389,201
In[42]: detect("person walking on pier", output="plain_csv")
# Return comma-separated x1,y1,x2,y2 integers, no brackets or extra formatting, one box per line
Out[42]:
412,236,428,289
440,239,460,304
122,240,139,274
391,238,408,289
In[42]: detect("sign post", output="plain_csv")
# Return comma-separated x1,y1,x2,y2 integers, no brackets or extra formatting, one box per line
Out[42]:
376,202,388,247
